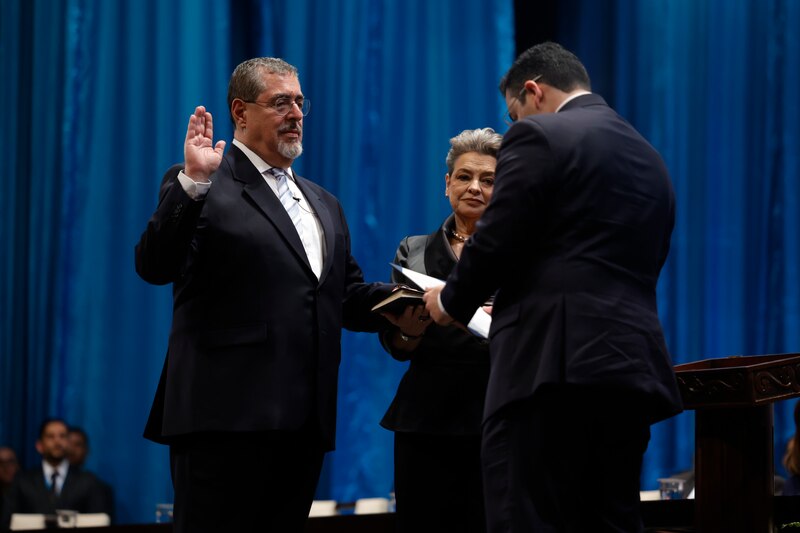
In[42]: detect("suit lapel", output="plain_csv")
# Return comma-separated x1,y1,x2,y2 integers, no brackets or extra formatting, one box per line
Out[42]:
33,469,51,505
34,469,48,491
424,214,458,280
59,467,74,502
226,148,314,275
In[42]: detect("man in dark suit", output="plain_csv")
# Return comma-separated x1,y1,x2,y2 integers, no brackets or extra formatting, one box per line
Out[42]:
424,42,683,532
135,57,397,533
65,427,114,522
0,446,19,524
1,419,108,529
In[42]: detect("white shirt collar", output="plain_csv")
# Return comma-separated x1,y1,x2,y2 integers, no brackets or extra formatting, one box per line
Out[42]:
42,459,69,485
555,91,592,113
232,138,294,179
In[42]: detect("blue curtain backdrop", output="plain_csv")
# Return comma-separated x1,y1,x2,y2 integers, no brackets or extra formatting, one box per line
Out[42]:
1,0,235,523
0,0,513,523
3,0,800,525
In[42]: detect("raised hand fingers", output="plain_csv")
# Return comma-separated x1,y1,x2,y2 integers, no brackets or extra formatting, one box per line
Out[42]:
214,139,227,157
203,109,215,142
183,105,223,181
185,106,208,145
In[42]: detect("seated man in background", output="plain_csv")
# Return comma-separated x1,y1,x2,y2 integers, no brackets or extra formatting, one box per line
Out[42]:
0,447,19,521
65,428,89,468
1,419,110,529
66,427,115,521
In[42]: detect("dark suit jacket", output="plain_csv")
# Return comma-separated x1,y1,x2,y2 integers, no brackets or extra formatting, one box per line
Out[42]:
441,94,683,424
380,215,490,435
1,466,108,528
135,144,392,450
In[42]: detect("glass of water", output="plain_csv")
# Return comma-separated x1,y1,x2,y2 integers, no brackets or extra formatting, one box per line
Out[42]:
657,477,685,500
155,503,174,523
56,510,78,528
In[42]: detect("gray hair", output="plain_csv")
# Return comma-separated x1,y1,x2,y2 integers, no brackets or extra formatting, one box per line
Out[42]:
445,128,503,174
227,58,298,124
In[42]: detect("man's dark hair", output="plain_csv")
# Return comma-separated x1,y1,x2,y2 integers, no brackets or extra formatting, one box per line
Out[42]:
499,42,591,102
68,426,89,447
38,418,68,440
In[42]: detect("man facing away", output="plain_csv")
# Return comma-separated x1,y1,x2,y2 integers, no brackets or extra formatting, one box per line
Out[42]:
424,42,683,532
135,57,407,532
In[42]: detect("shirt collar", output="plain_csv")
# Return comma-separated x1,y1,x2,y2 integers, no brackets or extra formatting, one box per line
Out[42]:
555,91,592,113
42,459,69,480
232,139,294,179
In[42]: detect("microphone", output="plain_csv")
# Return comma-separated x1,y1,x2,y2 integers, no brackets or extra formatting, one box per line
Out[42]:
293,196,317,217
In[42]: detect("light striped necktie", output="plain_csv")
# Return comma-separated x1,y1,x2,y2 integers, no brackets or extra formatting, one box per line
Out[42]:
268,167,303,237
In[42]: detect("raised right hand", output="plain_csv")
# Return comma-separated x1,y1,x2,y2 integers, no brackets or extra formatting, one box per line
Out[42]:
184,106,226,183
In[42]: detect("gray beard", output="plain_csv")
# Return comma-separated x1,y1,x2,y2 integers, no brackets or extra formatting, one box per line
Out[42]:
278,140,303,160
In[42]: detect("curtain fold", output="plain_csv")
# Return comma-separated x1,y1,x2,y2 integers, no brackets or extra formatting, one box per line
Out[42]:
1,0,233,522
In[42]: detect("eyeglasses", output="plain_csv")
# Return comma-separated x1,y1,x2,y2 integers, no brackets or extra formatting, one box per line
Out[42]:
503,75,542,126
245,97,311,117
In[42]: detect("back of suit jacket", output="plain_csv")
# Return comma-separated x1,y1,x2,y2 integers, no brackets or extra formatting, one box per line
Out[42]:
136,146,390,450
442,94,682,423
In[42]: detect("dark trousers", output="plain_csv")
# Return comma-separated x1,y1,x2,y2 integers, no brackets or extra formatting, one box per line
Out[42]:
394,431,486,533
169,429,325,533
482,385,651,533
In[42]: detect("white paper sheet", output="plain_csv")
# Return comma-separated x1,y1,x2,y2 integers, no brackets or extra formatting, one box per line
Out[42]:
391,264,491,339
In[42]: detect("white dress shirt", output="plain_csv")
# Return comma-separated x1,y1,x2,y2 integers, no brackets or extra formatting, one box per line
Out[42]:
42,459,68,495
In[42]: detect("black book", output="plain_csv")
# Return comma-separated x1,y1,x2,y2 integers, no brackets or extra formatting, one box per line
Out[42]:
371,287,425,314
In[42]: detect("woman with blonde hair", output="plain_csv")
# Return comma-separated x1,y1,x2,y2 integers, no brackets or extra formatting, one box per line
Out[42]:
381,127,503,533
